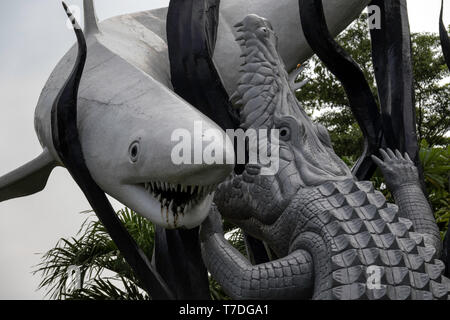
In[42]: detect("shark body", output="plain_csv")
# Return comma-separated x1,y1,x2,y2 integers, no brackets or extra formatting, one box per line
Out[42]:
0,0,370,229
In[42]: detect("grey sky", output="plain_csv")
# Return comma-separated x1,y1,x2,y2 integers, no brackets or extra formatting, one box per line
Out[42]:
0,0,447,299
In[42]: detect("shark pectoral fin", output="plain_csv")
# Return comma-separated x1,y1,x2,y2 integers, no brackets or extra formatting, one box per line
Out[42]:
0,148,57,202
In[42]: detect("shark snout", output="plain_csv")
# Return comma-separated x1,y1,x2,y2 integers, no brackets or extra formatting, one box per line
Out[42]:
123,114,235,188
116,116,234,229
78,67,235,228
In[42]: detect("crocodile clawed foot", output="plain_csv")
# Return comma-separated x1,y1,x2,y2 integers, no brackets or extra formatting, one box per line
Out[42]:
371,148,419,191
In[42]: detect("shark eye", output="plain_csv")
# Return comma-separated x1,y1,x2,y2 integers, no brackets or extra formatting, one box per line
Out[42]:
129,141,140,163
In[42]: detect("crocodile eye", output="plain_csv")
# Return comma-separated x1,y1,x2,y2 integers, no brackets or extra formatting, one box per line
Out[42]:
279,127,291,141
257,27,269,38
129,141,140,163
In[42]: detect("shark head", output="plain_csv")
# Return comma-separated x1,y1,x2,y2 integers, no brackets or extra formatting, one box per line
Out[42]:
33,11,235,230
73,40,235,229
85,106,234,230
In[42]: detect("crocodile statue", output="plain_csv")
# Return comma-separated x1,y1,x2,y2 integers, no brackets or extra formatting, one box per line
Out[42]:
200,14,450,300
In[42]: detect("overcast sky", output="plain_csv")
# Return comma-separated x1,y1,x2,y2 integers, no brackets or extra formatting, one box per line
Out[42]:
0,0,447,300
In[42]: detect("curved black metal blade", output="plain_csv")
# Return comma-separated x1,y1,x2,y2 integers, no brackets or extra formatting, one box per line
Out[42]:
165,0,270,294
244,233,271,264
167,0,239,131
204,0,220,56
440,0,450,70
298,0,383,181
51,2,174,300
369,0,420,165
442,0,450,271
155,0,233,299
153,226,211,299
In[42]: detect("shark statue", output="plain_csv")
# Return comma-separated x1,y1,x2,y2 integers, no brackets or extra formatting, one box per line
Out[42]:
0,0,370,230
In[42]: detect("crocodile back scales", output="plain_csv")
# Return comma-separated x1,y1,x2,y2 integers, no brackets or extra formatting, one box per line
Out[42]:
287,178,450,300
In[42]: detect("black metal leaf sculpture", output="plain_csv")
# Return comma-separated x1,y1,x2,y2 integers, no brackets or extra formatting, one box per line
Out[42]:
164,0,271,292
167,0,238,131
298,0,383,181
440,0,450,70
152,0,236,299
51,2,173,300
369,0,420,166
438,0,449,277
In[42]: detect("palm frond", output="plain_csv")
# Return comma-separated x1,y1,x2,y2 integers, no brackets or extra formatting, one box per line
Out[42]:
35,208,155,300
66,277,149,300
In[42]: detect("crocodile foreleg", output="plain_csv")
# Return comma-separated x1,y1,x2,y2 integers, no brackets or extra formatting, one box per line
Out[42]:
372,149,442,256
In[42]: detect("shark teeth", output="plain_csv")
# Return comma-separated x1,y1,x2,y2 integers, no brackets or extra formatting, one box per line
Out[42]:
142,181,218,214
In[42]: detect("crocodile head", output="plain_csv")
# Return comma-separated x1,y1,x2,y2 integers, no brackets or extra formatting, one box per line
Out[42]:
215,15,352,229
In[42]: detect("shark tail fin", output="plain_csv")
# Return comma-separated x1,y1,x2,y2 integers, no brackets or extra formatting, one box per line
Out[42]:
0,149,56,202
83,0,100,36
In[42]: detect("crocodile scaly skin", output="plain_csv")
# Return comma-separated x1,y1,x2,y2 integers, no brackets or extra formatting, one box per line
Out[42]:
200,14,449,300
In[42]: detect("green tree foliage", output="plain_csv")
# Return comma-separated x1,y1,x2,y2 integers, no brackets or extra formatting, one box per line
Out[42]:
35,208,152,300
35,208,243,300
419,142,450,238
